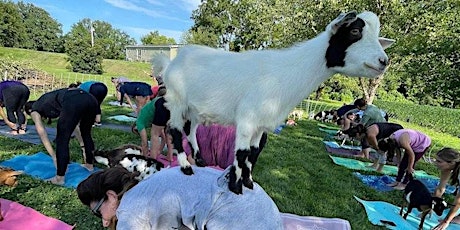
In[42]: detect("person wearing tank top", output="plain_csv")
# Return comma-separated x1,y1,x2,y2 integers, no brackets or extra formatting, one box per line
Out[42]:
378,129,431,190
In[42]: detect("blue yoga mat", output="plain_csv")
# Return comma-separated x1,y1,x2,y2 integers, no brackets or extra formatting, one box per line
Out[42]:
0,152,99,188
353,172,456,194
0,124,56,145
355,196,460,230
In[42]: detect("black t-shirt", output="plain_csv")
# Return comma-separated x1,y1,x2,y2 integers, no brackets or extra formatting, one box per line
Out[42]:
31,88,67,118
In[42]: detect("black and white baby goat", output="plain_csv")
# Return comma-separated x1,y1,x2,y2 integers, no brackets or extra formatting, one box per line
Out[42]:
400,180,448,230
94,144,164,181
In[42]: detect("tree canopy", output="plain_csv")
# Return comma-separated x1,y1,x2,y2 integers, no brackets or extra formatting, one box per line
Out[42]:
141,31,176,45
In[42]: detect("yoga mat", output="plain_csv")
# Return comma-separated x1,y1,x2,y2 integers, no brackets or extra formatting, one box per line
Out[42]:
281,213,351,230
317,123,341,131
319,127,339,135
0,152,99,188
353,172,456,194
127,112,137,118
96,123,132,132
107,101,132,108
355,196,460,230
323,141,361,151
0,124,56,145
107,115,137,123
0,199,73,230
329,155,438,179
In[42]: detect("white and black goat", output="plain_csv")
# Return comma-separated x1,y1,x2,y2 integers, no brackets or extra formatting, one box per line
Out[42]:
155,11,394,194
94,144,164,180
400,180,448,230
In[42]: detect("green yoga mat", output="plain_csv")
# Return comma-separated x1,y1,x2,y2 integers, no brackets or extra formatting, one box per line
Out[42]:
329,155,438,179
317,123,341,131
319,127,339,135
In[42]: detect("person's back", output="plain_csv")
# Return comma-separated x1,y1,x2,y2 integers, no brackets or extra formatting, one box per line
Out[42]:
361,104,386,127
117,166,283,230
393,129,431,153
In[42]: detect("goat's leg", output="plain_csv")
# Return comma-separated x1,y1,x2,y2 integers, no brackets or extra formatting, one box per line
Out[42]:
419,210,429,230
244,132,268,188
169,127,193,175
403,206,413,219
229,149,250,194
186,121,206,167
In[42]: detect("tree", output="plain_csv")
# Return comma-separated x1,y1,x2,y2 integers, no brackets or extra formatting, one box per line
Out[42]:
64,21,103,74
141,31,176,45
16,2,63,52
91,20,136,59
0,1,26,47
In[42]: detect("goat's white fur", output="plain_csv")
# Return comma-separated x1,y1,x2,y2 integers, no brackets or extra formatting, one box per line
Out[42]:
158,11,394,190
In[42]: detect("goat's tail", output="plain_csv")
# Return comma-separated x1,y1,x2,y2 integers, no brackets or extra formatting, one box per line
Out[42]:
151,54,171,77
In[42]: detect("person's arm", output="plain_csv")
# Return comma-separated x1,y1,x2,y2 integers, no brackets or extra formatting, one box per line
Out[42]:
366,125,379,150
150,125,164,159
398,133,415,174
0,106,16,129
433,192,460,230
434,170,451,198
30,111,57,168
140,129,149,157
73,125,86,162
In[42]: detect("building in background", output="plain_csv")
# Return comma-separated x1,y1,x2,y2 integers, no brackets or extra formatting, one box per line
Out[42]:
125,45,184,62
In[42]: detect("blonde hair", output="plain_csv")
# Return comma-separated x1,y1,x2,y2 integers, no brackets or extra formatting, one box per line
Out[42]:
436,147,460,186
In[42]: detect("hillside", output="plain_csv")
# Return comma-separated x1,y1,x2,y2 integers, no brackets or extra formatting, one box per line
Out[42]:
0,47,152,80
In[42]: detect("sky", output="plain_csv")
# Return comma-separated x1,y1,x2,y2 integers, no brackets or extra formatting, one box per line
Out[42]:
13,0,202,44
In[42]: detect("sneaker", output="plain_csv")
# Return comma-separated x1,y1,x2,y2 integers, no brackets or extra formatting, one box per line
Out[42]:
93,122,102,127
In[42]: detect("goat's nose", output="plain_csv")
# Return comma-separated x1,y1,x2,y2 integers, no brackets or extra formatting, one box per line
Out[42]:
379,57,389,66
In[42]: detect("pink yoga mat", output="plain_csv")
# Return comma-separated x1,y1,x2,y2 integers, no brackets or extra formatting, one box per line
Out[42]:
282,213,351,230
0,199,73,230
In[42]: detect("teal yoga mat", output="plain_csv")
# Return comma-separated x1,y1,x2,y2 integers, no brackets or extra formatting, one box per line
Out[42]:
329,155,438,179
355,196,460,230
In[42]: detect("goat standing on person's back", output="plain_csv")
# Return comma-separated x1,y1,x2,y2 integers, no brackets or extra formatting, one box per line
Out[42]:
156,11,394,194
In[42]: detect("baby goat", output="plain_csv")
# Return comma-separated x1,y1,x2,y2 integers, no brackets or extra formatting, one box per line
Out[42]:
157,11,394,194
0,167,22,221
400,180,447,230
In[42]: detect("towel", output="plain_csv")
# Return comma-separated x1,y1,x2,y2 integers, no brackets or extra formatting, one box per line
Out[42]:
107,115,137,123
0,124,56,145
355,196,460,230
281,213,351,230
0,152,99,188
329,155,438,179
0,198,73,230
353,172,456,194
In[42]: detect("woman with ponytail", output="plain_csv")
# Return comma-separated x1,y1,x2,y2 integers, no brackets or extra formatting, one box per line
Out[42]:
377,129,431,190
433,148,460,230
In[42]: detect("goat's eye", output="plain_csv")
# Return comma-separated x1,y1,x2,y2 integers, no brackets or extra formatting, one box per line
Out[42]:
350,29,360,36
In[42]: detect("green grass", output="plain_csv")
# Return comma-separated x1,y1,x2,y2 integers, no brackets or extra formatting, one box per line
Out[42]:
2,102,458,229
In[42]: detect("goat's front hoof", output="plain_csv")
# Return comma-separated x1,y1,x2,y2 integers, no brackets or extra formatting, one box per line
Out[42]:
181,166,194,175
195,158,207,167
242,177,253,189
228,179,243,195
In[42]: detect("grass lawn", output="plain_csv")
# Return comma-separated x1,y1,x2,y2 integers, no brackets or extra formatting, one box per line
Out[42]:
1,98,458,229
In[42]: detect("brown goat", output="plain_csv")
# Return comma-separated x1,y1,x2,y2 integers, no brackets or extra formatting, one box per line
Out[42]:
0,167,23,221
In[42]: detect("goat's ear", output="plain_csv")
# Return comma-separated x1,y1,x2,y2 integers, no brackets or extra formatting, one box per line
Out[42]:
328,11,358,35
379,37,395,50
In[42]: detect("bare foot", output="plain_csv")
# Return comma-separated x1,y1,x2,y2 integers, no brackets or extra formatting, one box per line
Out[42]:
393,184,406,190
387,182,399,187
18,129,26,135
46,176,65,185
81,164,94,172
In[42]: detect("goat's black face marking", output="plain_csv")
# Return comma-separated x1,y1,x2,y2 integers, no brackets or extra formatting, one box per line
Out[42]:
326,18,365,67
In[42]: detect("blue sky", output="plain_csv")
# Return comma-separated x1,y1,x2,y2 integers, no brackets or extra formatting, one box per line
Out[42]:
14,0,201,44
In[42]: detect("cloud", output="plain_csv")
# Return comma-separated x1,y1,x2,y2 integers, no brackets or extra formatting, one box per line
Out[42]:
104,0,178,20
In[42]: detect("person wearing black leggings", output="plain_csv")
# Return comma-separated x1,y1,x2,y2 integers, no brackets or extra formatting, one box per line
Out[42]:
0,80,30,134
78,81,108,126
26,88,99,185
118,82,152,116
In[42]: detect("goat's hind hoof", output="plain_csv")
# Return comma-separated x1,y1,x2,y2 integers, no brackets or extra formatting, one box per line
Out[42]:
180,166,194,175
242,177,254,189
195,158,207,167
